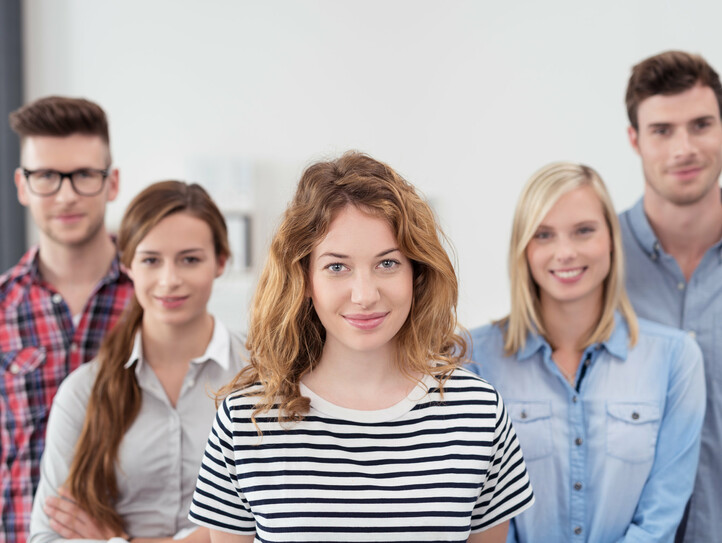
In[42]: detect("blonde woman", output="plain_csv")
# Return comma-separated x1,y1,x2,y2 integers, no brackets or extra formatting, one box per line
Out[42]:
188,152,534,542
468,162,705,542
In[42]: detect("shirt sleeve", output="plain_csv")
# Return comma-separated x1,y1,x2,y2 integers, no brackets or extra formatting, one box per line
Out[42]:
28,364,105,543
471,390,535,532
188,396,256,534
618,335,706,543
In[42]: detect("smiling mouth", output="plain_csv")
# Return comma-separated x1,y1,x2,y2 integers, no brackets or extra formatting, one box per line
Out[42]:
551,267,586,279
343,312,389,330
155,296,189,308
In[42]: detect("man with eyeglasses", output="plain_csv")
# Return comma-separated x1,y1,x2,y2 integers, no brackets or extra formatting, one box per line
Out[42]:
0,96,133,543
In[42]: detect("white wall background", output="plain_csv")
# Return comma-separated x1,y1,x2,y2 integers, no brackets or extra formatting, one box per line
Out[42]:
19,0,722,332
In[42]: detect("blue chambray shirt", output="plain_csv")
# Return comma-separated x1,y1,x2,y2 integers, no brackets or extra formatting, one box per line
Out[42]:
468,314,705,543
620,197,722,543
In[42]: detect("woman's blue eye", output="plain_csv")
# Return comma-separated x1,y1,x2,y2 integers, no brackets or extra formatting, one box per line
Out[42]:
534,231,552,240
379,259,399,269
327,263,345,272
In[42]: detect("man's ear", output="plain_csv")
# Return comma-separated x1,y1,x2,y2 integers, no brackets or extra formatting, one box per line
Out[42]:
106,168,120,202
14,168,29,206
628,125,641,155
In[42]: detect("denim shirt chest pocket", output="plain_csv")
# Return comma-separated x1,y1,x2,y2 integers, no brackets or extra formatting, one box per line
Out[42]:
507,400,553,461
606,401,661,463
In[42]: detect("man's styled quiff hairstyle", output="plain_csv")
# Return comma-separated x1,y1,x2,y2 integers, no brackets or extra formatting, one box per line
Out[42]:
9,95,110,154
220,151,466,429
502,162,638,355
626,50,722,130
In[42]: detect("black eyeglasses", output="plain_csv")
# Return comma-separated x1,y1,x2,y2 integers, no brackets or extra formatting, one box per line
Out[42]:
21,167,110,196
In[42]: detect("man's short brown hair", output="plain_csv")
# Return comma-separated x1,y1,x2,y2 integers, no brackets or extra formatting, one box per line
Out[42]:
626,51,722,130
9,96,110,144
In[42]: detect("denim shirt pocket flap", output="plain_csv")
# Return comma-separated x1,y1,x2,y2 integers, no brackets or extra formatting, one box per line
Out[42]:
2,346,47,376
508,400,553,461
606,401,661,463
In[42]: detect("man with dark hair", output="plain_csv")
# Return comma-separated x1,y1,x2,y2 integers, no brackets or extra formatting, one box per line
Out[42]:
620,51,722,542
0,96,133,543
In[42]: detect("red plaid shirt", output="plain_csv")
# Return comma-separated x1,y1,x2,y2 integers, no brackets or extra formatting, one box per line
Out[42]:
0,244,133,543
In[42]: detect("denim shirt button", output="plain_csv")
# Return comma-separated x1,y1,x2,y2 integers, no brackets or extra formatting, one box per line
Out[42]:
574,481,582,491
574,526,583,535
575,437,583,446
631,412,640,420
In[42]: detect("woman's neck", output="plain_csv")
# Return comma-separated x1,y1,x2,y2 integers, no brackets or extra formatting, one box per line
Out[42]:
540,294,602,352
141,313,215,368
302,340,417,410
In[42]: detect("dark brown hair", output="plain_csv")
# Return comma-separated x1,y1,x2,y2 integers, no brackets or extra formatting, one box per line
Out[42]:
9,96,110,153
220,151,466,430
66,181,230,533
626,50,722,130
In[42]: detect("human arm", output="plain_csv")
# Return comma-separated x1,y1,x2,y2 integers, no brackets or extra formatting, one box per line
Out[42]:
187,397,256,536
44,490,211,543
208,529,254,543
470,390,534,536
468,520,509,543
617,336,706,542
29,364,118,543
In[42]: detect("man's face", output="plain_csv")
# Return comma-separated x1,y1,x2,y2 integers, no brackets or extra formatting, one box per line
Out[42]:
14,134,119,249
629,83,722,207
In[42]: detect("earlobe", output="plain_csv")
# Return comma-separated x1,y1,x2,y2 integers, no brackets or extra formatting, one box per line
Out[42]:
14,168,29,206
215,255,227,278
628,126,641,155
106,169,120,202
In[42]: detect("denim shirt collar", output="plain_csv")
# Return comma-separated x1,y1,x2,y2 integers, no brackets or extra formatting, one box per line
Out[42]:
627,197,661,257
626,195,722,261
517,312,629,362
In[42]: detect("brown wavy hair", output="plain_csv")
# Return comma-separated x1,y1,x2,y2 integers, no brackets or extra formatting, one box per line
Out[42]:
220,151,465,429
65,181,230,533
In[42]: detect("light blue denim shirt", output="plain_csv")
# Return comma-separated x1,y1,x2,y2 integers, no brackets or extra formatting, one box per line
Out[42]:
620,198,722,543
468,314,705,543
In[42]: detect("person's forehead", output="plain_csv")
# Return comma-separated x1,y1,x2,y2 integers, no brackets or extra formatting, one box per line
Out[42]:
637,84,720,125
20,133,110,168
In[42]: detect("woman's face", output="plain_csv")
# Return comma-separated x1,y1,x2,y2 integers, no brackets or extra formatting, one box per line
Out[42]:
308,205,414,361
128,212,225,332
526,185,612,312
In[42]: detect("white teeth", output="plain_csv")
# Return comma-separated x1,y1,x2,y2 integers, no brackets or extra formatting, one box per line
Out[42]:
555,269,583,279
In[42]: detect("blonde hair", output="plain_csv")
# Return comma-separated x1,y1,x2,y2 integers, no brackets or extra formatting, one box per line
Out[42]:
503,161,638,355
220,151,466,426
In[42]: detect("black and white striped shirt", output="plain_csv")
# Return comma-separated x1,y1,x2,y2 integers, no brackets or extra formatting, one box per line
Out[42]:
189,368,534,542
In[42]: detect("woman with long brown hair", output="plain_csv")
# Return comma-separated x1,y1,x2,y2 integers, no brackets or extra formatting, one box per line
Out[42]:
188,152,534,542
29,181,244,543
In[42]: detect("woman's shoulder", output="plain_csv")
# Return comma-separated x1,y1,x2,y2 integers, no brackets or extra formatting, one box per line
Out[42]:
54,360,99,408
632,317,703,367
437,366,501,402
465,321,515,377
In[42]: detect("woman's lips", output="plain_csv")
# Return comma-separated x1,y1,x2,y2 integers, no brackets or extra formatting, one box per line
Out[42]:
343,312,389,330
550,267,586,284
155,296,189,309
